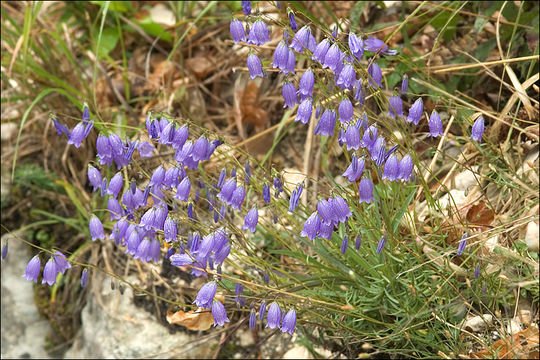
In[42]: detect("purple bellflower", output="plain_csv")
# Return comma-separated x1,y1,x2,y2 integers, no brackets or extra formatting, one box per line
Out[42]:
241,0,251,15
89,215,105,241
296,98,313,125
301,212,320,240
377,236,387,254
262,183,271,203
107,172,123,198
273,41,290,74
364,36,397,55
342,155,364,182
368,62,382,89
42,258,58,285
230,19,246,43
428,110,443,137
341,236,349,254
388,96,403,119
266,302,281,329
457,233,467,256
248,20,270,46
24,255,41,282
288,11,297,30
249,309,257,329
87,166,102,191
323,43,342,71
282,82,298,109
348,32,364,60
338,98,354,123
358,177,374,204
470,116,485,142
401,74,408,93
314,109,337,136
382,154,399,181
299,69,315,100
398,154,413,181
81,268,89,287
336,63,356,90
243,207,259,233
247,53,264,79
312,38,330,64
344,123,361,150
355,235,362,250
212,300,230,326
194,281,217,309
230,186,246,210
67,122,86,148
281,308,297,335
407,98,423,125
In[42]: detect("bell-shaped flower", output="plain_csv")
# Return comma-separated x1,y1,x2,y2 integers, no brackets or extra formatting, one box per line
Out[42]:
211,300,230,326
282,82,298,109
358,177,374,204
87,166,102,191
230,19,246,43
342,155,364,182
370,136,387,167
299,69,314,100
336,63,356,90
218,178,236,203
377,236,387,254
248,20,270,46
382,154,399,181
290,25,312,53
338,98,354,123
272,41,290,73
24,255,41,283
230,186,246,210
281,308,297,335
295,98,313,125
364,36,397,55
89,215,105,241
247,53,264,79
344,123,361,150
406,98,423,125
266,302,281,329
194,281,217,309
300,211,320,240
398,154,413,181
348,32,364,60
470,116,485,142
312,38,330,64
323,43,341,71
428,110,443,137
242,207,258,233
42,258,58,286
367,62,382,89
388,95,403,119
314,109,336,136
67,122,86,148
175,177,191,201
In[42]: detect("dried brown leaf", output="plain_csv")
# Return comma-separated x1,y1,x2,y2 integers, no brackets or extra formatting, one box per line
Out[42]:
166,309,214,331
471,326,539,359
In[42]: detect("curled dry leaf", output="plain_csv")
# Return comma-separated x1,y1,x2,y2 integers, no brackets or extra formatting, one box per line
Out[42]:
166,309,214,331
470,326,539,359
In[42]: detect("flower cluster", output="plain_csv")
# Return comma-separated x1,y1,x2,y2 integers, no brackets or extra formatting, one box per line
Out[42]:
24,250,72,286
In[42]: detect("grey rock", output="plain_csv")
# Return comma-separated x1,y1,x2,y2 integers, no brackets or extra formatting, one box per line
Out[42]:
1,234,52,359
64,271,217,359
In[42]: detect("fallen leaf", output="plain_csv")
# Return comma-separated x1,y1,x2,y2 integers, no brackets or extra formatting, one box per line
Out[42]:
466,201,495,231
166,309,214,331
471,326,539,359
237,80,269,127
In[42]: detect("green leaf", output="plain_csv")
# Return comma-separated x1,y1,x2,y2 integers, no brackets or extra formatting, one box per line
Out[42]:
132,16,173,43
94,27,119,57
